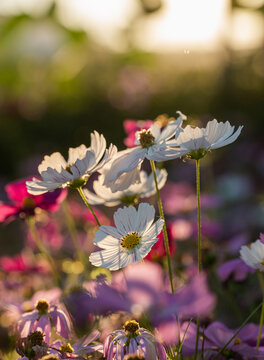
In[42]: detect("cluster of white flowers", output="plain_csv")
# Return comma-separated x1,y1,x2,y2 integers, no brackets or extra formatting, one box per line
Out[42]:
26,112,243,271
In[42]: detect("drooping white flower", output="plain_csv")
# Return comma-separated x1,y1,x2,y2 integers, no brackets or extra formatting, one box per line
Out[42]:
240,239,264,271
104,320,167,360
172,118,243,160
83,169,167,207
103,112,187,188
89,203,164,271
26,132,117,195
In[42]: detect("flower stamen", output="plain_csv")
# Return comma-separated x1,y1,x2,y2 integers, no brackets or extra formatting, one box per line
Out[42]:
60,343,74,353
138,129,155,148
121,233,140,250
35,299,49,314
123,320,140,335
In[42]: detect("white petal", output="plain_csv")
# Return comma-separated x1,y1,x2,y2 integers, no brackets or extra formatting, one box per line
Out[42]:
90,131,106,163
210,126,243,149
142,169,167,197
89,248,131,271
68,144,88,164
38,152,67,174
103,147,146,184
156,118,183,142
136,203,155,232
113,206,138,234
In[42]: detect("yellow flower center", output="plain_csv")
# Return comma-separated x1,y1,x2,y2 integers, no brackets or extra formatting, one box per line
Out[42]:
35,299,49,314
123,320,140,335
121,232,140,250
60,343,74,353
138,129,155,148
234,337,242,345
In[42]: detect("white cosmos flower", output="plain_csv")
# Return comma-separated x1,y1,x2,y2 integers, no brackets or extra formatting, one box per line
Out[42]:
103,112,187,188
26,132,117,195
89,203,164,271
172,119,243,160
240,239,264,271
83,169,167,207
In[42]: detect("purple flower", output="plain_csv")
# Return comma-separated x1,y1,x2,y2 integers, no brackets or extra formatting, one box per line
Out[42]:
0,177,66,223
104,320,167,360
50,330,102,359
181,321,264,359
217,258,255,282
151,273,216,325
17,299,71,343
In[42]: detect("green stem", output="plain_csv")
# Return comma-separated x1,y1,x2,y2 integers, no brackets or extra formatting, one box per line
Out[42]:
194,159,202,360
150,160,174,293
212,301,263,359
196,159,202,273
62,200,87,273
256,271,264,349
77,187,101,227
27,216,61,287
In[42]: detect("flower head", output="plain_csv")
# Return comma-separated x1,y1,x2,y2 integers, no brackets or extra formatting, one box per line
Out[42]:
104,320,167,360
16,331,48,360
26,132,117,195
240,238,264,271
83,169,167,207
17,298,71,343
0,177,66,222
103,112,186,189
173,118,243,160
89,203,164,271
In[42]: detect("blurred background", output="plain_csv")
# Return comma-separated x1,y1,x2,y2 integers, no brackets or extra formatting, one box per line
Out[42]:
0,0,263,179
0,0,264,329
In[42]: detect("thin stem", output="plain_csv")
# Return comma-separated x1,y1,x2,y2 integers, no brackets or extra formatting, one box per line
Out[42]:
150,160,174,293
196,159,202,273
212,302,263,359
256,271,264,349
77,187,101,226
27,216,60,287
194,159,202,360
62,200,87,273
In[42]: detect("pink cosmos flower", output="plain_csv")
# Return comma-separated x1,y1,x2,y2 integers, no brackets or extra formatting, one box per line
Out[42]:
145,228,176,262
17,299,71,343
0,177,66,223
104,320,167,360
123,119,153,148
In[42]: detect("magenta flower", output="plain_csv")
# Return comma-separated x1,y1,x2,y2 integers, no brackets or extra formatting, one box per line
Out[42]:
123,119,154,148
0,253,44,274
104,320,167,360
0,177,67,223
17,299,71,343
217,258,255,282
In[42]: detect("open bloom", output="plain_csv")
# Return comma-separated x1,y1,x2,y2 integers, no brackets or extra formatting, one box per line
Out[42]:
26,132,117,195
240,237,264,271
173,118,243,160
104,320,167,360
0,177,66,222
89,203,164,271
83,169,167,207
103,112,186,188
17,299,71,343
